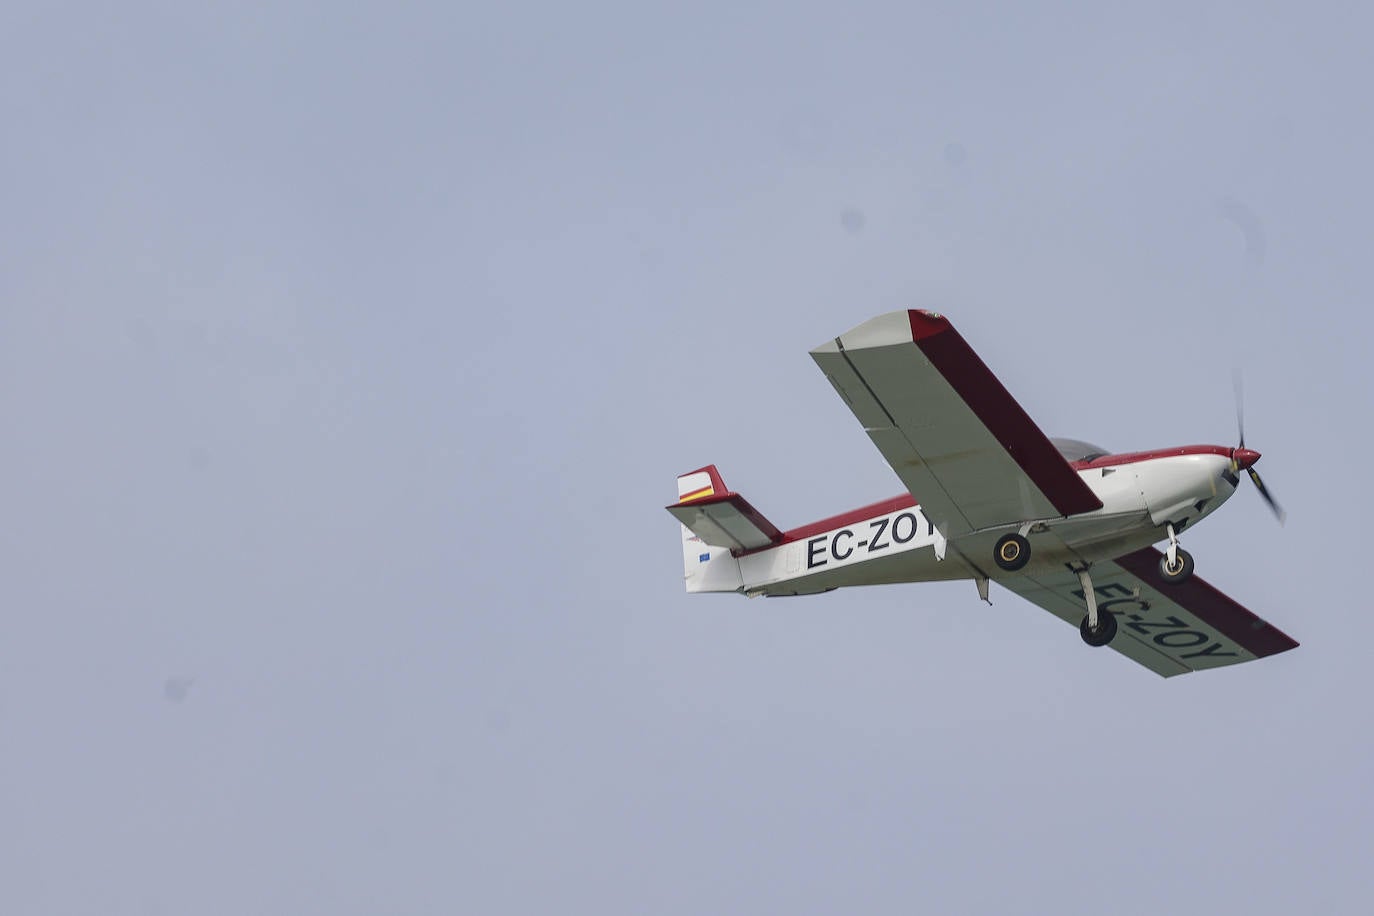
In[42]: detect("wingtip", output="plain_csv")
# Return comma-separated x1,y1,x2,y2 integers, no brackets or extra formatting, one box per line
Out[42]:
815,310,946,353
907,309,952,341
810,337,842,356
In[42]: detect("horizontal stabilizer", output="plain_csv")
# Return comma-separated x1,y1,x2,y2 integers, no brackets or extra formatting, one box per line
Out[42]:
666,465,782,552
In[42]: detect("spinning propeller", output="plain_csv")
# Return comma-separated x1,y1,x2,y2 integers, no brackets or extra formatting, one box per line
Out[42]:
1231,372,1286,524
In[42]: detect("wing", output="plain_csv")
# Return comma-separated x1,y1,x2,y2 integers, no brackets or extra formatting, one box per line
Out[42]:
810,310,1101,538
1000,547,1299,676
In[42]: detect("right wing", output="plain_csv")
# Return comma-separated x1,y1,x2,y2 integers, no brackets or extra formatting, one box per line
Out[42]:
999,547,1299,677
811,310,1101,540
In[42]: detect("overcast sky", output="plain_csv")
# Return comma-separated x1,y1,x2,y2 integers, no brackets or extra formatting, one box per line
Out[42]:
3,3,1372,913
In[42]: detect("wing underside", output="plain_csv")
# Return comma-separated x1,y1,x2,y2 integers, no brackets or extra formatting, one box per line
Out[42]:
1000,547,1299,676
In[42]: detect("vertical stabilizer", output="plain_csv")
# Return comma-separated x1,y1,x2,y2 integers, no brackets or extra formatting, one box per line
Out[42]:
672,466,746,593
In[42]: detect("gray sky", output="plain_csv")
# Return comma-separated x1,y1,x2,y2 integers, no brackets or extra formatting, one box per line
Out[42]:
3,2,1371,913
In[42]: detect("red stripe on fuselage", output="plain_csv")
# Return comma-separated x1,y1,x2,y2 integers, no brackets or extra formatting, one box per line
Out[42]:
735,447,1231,558
1071,444,1233,471
734,494,918,556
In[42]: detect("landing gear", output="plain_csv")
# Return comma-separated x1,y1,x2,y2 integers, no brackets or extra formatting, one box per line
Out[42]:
994,533,1030,571
1074,566,1116,647
1080,609,1118,646
1159,548,1194,583
1160,523,1194,583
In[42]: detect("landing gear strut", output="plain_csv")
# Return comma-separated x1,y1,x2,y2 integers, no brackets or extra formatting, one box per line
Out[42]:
1075,567,1117,647
994,533,1030,571
1159,523,1194,583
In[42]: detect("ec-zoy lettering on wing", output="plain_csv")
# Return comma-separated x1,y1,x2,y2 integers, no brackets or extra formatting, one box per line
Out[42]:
1068,588,1241,660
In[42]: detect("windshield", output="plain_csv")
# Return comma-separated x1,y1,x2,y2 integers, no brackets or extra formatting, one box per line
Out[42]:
1050,437,1110,462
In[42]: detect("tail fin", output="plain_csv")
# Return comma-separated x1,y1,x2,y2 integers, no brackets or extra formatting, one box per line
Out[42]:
667,465,782,593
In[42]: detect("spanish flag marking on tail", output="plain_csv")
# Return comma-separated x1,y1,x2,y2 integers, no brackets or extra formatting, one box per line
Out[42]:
677,470,716,503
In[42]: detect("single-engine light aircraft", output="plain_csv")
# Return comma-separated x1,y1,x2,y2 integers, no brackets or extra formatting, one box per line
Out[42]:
666,310,1297,677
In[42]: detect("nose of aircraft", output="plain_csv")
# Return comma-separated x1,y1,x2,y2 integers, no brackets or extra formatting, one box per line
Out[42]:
1232,447,1261,469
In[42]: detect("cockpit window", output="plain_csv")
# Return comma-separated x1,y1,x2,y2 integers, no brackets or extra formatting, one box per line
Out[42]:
1050,438,1110,462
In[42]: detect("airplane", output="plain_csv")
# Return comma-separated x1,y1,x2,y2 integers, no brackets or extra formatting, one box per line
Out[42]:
666,310,1297,677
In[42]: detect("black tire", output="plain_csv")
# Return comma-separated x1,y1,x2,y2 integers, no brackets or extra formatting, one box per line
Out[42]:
1158,547,1194,583
1080,609,1118,647
993,533,1030,571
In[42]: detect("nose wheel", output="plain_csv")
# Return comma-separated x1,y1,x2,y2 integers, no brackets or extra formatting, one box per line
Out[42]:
1159,523,1194,583
1159,548,1194,582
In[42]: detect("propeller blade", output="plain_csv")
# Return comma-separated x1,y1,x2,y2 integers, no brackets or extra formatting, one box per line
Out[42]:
1247,467,1286,525
1232,369,1246,450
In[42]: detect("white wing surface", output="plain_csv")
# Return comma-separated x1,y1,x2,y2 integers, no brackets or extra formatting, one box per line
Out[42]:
811,310,1102,539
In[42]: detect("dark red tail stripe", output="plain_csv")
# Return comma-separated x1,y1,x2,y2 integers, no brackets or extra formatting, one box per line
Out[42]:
907,312,1102,517
1115,547,1299,658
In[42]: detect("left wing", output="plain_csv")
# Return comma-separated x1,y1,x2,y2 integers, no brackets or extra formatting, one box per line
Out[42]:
811,310,1101,540
1000,547,1299,677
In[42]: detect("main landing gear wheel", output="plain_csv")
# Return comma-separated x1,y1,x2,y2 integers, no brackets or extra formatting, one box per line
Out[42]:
994,533,1030,572
1080,610,1118,647
1159,548,1194,583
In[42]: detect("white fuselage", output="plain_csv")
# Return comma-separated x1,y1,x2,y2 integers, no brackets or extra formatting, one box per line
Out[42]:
741,450,1238,597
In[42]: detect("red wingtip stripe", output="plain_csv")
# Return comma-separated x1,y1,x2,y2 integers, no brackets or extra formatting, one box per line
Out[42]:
907,309,952,341
909,319,1103,517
